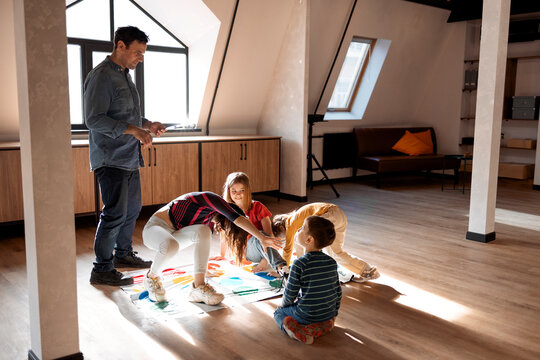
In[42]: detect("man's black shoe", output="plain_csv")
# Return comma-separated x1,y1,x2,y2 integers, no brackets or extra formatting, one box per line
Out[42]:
114,251,152,269
90,269,133,286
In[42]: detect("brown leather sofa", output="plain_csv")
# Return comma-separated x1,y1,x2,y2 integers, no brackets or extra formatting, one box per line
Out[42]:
353,127,460,188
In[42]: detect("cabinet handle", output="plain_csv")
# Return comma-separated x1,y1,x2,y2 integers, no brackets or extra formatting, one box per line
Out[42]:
244,143,247,160
148,148,152,167
154,147,157,167
240,143,243,160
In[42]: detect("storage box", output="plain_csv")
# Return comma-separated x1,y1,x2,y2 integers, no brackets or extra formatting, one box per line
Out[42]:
511,107,539,119
506,138,537,149
512,96,540,108
498,162,535,179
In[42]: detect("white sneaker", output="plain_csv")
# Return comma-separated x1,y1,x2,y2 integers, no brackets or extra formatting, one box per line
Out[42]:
354,266,380,283
337,266,355,283
188,283,224,305
144,274,167,302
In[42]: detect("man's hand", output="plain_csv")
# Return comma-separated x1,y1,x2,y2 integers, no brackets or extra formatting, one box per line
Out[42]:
145,121,166,137
124,124,153,148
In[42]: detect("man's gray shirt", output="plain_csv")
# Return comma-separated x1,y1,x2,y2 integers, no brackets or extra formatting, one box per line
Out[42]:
84,56,146,171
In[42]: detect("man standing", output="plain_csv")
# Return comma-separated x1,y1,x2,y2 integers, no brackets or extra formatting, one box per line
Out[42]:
85,26,166,286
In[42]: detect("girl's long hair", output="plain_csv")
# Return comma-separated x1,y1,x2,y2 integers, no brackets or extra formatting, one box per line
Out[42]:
223,172,253,212
213,203,249,266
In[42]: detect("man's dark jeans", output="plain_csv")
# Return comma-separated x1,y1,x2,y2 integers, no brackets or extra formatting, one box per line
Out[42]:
93,167,142,272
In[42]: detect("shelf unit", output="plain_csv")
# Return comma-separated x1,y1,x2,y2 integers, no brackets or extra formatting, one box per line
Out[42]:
459,56,540,180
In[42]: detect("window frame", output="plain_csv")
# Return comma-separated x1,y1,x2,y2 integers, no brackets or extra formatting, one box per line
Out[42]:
66,0,189,131
327,37,376,112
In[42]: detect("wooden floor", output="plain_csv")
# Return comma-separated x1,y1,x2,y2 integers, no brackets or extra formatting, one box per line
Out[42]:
2,176,540,360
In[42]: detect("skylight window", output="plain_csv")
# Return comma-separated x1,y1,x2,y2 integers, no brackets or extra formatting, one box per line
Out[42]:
328,37,373,111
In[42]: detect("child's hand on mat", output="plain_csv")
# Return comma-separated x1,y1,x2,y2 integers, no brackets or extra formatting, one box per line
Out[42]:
206,269,224,277
209,255,226,261
252,258,270,273
252,263,267,273
261,236,282,251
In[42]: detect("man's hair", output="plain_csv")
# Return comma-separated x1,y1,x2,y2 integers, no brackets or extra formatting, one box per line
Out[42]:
113,26,149,49
305,216,335,249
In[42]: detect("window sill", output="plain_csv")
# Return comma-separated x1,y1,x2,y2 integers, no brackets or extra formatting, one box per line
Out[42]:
71,128,203,139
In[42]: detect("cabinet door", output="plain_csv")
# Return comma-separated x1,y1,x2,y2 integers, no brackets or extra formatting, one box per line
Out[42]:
201,141,245,194
140,147,153,206
72,147,95,214
0,150,24,222
245,139,280,192
151,143,199,204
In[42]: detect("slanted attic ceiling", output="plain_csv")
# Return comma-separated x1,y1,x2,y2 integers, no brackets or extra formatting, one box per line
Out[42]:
405,0,540,42
405,0,540,22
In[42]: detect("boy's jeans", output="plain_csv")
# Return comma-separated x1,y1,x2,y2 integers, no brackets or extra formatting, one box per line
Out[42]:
245,236,287,271
273,305,310,332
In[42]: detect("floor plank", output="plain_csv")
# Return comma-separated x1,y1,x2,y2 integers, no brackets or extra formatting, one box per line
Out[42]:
1,176,540,359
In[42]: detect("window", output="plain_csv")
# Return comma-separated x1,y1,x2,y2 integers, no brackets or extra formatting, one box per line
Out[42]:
328,37,374,111
66,0,191,130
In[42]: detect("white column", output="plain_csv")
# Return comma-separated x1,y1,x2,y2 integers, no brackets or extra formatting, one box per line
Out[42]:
467,0,511,242
13,0,82,359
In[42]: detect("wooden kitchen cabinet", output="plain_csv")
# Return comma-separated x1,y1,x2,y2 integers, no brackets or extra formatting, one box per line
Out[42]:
140,142,199,206
0,146,95,221
201,138,280,194
1,136,279,224
0,149,24,222
72,146,95,214
245,139,280,192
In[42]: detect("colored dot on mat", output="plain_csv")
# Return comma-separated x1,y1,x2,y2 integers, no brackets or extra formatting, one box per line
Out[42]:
232,286,258,295
220,277,243,286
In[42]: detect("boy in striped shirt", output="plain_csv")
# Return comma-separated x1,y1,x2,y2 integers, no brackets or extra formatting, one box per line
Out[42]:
273,215,342,344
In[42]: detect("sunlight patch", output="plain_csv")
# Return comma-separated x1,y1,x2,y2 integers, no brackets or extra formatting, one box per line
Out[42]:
253,301,279,319
495,208,540,232
163,320,197,346
375,275,470,321
344,332,365,345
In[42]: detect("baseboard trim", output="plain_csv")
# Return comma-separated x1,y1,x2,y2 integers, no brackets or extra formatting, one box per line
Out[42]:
29,350,84,360
277,192,308,203
466,231,496,243
533,184,540,190
311,176,357,186
311,172,453,187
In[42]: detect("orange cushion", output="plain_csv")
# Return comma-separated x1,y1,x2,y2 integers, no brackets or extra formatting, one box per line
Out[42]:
392,130,433,155
412,129,433,150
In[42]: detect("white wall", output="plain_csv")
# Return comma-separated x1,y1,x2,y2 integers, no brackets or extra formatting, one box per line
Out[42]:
259,0,309,197
308,0,467,180
204,0,295,135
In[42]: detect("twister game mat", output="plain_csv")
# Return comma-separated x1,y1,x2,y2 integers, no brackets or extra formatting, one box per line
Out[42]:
120,260,355,320
120,260,285,320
